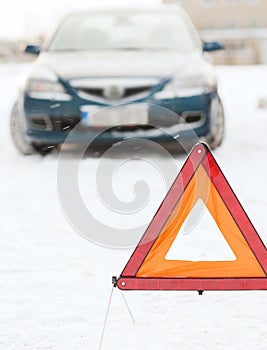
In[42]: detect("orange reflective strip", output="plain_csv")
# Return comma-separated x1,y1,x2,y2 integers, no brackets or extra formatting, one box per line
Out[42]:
137,165,265,278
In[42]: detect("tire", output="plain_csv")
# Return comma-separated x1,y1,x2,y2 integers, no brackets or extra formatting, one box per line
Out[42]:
10,102,56,156
208,98,225,150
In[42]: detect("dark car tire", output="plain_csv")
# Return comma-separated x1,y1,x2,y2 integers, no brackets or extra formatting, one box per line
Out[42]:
208,98,225,150
10,102,56,156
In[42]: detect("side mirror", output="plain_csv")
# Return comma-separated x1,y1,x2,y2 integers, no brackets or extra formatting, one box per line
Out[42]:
203,41,224,52
25,45,41,55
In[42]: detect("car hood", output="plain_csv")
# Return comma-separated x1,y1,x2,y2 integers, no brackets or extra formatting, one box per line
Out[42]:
33,50,209,80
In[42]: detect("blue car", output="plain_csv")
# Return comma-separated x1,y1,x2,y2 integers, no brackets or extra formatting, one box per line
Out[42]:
10,4,224,155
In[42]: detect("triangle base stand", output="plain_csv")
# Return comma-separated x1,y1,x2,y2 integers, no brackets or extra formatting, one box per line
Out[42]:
116,276,267,291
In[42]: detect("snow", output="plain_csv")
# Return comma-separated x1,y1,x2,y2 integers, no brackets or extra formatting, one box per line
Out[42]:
1,63,267,349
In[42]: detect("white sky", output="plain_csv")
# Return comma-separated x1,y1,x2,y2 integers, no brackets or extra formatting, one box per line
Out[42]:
0,0,162,41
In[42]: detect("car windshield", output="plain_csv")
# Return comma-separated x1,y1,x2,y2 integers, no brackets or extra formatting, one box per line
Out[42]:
48,12,200,52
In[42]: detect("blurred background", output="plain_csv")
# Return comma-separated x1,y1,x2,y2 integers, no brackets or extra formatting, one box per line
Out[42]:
1,0,267,65
182,0,267,65
2,2,267,350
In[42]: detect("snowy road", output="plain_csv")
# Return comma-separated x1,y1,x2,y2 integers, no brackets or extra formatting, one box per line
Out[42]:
1,63,267,350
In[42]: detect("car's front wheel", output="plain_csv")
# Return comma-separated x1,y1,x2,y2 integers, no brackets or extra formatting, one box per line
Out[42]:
10,102,56,156
208,98,225,150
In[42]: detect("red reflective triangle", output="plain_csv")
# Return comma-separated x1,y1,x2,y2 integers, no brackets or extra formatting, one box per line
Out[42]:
117,143,267,291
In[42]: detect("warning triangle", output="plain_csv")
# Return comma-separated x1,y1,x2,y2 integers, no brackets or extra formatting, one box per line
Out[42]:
117,143,267,291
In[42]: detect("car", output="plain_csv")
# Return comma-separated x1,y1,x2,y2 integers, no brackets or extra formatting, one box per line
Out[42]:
10,4,225,155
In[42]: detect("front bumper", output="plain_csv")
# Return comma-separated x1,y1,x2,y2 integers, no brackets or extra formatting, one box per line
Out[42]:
23,91,217,146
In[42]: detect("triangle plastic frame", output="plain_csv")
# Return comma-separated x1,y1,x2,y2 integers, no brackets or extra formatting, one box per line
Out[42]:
116,143,267,291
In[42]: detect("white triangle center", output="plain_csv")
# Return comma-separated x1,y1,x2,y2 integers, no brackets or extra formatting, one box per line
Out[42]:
165,199,236,261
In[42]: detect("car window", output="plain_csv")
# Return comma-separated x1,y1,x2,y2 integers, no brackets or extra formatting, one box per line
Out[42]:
47,12,201,53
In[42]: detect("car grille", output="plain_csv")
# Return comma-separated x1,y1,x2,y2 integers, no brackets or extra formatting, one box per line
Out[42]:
29,115,80,131
29,111,205,132
181,111,206,125
70,78,160,102
76,86,153,100
29,115,53,131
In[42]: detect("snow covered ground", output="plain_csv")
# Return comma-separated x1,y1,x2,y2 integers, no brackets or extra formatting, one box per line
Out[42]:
1,63,267,350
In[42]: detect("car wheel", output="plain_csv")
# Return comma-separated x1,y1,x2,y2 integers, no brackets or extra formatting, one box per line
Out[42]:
10,102,56,156
209,98,225,150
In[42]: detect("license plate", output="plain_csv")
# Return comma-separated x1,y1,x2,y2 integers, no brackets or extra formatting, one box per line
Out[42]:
80,104,148,127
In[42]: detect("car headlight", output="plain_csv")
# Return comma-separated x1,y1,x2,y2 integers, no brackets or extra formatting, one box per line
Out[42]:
26,79,72,101
154,74,216,99
27,80,65,93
